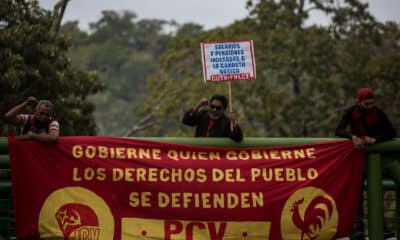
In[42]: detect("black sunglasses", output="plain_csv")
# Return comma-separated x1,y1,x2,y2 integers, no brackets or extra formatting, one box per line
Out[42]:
210,104,223,110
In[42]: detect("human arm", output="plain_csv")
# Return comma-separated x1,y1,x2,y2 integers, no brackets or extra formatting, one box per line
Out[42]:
335,108,353,139
230,124,243,142
15,120,59,142
362,109,397,144
4,96,37,125
228,112,243,142
372,109,397,143
16,130,58,142
335,107,364,148
182,98,208,126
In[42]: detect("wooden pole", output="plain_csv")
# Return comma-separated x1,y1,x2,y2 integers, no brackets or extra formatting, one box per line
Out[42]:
228,81,233,131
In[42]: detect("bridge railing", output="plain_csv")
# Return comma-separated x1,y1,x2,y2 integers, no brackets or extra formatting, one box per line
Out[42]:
0,137,399,239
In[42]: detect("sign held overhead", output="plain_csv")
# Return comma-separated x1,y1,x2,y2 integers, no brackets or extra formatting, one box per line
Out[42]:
201,40,256,82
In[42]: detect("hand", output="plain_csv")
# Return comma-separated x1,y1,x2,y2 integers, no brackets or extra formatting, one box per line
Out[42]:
25,96,38,105
352,136,364,149
15,132,34,141
362,136,376,145
197,98,209,107
193,98,209,112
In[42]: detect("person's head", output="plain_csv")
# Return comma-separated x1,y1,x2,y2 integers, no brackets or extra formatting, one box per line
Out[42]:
356,88,375,111
34,100,54,124
209,94,228,119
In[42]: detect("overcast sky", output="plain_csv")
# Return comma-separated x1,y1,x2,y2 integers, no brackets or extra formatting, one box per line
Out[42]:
38,0,400,31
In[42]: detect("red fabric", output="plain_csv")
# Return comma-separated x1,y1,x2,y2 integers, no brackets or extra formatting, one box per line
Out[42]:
204,119,215,137
352,108,378,136
8,136,364,240
357,88,374,102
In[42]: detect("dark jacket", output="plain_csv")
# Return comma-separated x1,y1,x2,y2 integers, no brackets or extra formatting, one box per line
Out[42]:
182,109,243,142
335,105,396,143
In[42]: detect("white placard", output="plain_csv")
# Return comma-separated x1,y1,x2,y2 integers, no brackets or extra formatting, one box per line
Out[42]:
201,40,256,82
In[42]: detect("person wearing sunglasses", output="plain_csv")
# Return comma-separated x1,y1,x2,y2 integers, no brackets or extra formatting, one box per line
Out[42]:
4,96,59,142
182,94,243,142
335,87,396,240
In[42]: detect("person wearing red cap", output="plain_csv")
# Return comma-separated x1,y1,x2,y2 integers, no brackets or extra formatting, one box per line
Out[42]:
335,88,396,239
335,87,396,149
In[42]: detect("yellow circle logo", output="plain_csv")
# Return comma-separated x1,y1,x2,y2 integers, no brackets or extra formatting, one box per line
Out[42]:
281,187,338,240
38,187,114,239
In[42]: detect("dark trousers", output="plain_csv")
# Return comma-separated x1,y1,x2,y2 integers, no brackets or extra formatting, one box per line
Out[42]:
352,184,365,239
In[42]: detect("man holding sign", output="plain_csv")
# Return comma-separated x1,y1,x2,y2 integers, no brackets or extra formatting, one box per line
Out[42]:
190,40,254,143
182,94,243,142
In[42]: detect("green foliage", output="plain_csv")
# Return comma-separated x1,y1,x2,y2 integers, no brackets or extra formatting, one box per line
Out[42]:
0,0,103,135
26,0,397,138
137,0,400,138
62,10,175,136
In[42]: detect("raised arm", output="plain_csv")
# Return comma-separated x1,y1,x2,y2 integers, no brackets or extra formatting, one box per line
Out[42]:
182,98,208,126
4,96,37,125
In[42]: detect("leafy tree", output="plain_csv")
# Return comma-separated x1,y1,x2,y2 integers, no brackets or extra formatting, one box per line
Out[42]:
59,20,89,47
0,0,103,136
175,22,204,38
62,11,173,135
135,22,264,137
136,0,400,138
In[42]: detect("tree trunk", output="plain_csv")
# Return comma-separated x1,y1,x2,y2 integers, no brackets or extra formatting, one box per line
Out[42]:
51,0,70,36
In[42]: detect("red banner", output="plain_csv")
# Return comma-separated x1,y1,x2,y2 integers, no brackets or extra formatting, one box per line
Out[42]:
8,136,364,240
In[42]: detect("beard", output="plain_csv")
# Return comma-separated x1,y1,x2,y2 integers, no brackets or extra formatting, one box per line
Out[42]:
357,105,372,116
209,112,222,120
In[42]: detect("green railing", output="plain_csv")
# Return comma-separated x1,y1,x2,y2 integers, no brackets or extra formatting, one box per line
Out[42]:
0,137,14,239
0,137,399,239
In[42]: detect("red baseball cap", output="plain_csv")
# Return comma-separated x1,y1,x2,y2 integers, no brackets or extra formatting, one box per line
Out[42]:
357,88,374,101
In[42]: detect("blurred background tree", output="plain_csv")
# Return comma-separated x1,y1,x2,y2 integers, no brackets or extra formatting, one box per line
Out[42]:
136,0,400,138
0,0,103,135
61,10,173,135
2,0,399,138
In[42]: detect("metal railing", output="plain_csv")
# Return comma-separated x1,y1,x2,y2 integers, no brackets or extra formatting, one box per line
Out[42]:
0,137,399,239
0,138,14,239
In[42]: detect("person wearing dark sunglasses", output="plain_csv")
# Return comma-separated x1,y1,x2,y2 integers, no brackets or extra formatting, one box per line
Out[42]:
182,94,243,142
